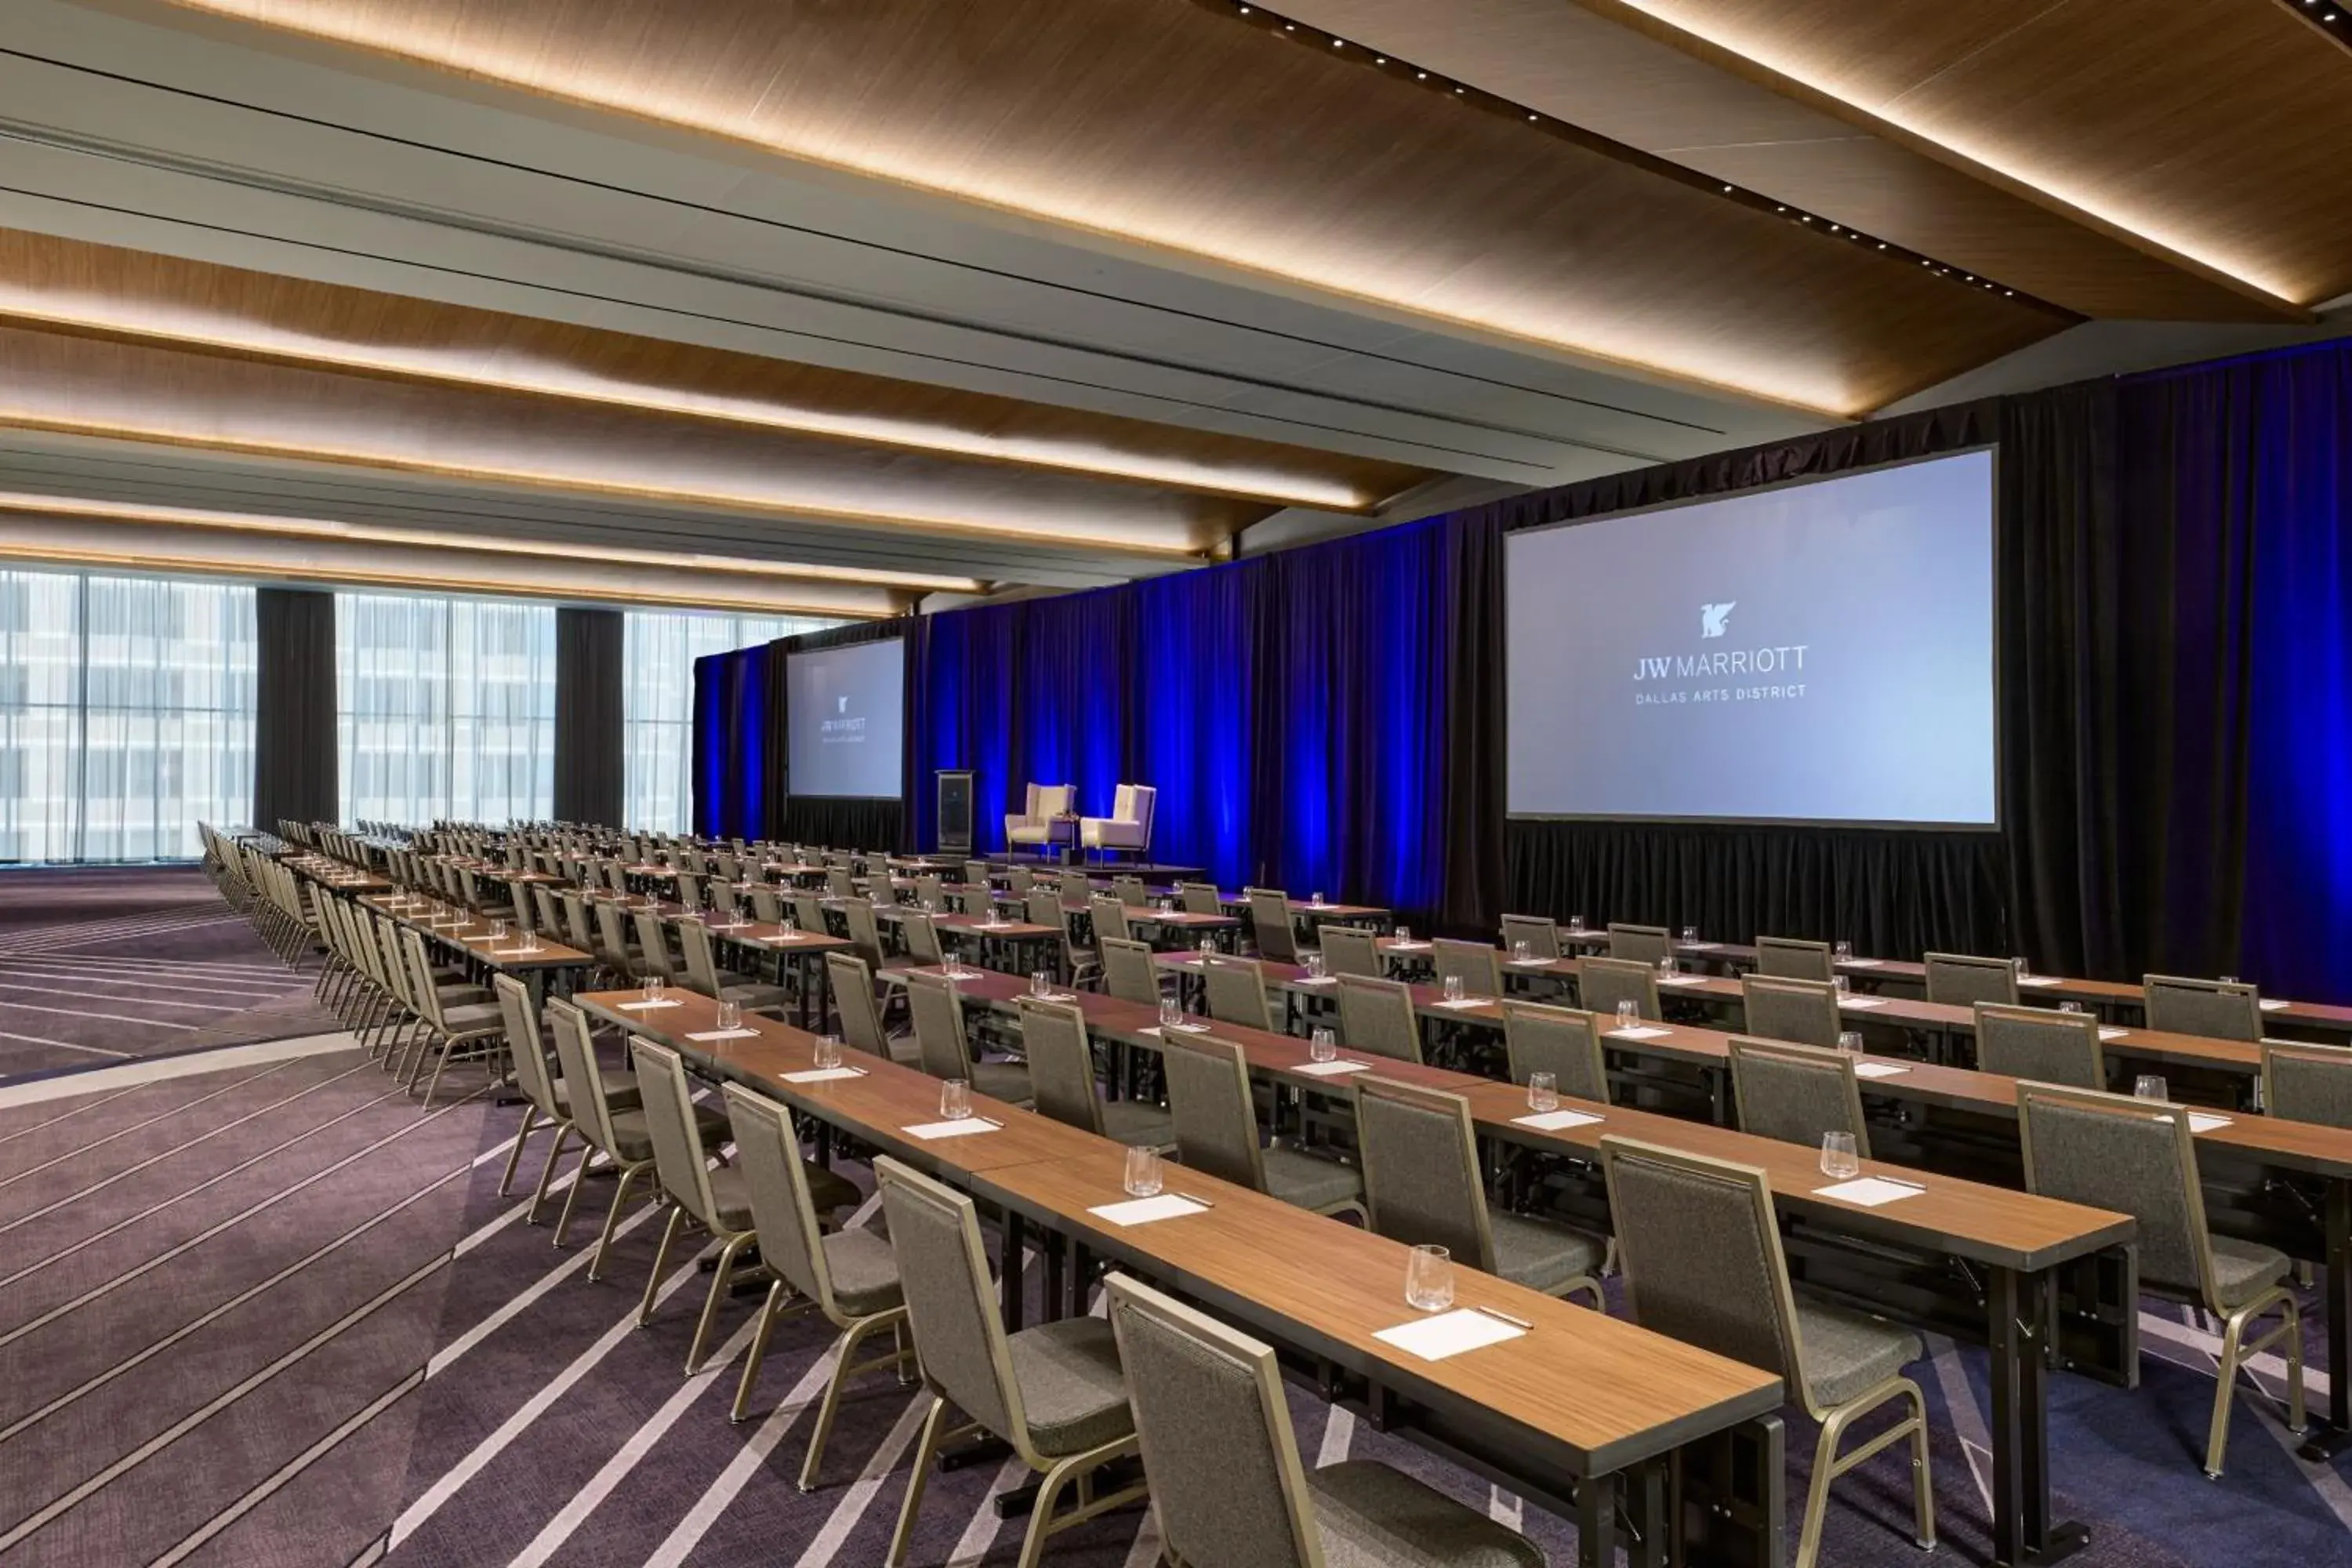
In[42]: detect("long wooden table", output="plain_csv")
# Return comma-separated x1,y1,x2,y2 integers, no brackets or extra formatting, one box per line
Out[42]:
575,988,1788,1567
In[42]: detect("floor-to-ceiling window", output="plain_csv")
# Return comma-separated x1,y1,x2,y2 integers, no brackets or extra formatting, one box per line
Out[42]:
0,568,257,862
622,610,837,834
337,592,557,827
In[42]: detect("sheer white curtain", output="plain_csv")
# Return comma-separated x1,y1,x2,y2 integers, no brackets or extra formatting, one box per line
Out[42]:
622,610,837,834
337,592,556,827
0,568,256,863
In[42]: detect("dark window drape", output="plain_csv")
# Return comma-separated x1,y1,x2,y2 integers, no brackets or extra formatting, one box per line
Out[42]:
554,607,623,827
690,646,767,840
253,586,336,831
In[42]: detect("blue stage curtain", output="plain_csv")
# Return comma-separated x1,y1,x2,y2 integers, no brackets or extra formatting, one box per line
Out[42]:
689,646,767,840
1135,560,1265,890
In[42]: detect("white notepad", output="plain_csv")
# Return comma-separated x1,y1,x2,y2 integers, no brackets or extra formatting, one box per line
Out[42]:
1374,1308,1526,1362
1506,958,1552,967
2261,999,2290,1012
1841,957,1884,968
1142,1023,1211,1039
1682,941,1722,951
1514,1109,1603,1132
771,931,809,942
1853,1062,1911,1080
1657,974,1706,987
1608,1025,1671,1040
781,1065,866,1083
2189,1112,2234,1133
686,1028,760,1042
1087,1193,1209,1227
618,998,682,1011
2098,1026,2129,1041
2017,975,2063,988
1814,1176,1925,1207
904,1117,1001,1140
1388,941,1432,952
1838,996,1888,1010
1031,992,1079,1004
1432,998,1488,1010
1294,1058,1374,1077
1294,975,1337,986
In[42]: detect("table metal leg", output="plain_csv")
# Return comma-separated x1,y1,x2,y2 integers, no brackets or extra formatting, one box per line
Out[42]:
1001,1210,1026,1331
2300,1179,2352,1460
1987,1265,2089,1565
1577,1471,1618,1568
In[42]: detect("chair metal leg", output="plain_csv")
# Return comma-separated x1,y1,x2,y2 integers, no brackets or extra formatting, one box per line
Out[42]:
1015,1459,1076,1568
687,1230,758,1374
733,1280,789,1425
589,1163,645,1282
553,1145,596,1248
799,1311,913,1491
526,1123,573,1225
887,1394,949,1568
641,1203,687,1326
499,1106,540,1196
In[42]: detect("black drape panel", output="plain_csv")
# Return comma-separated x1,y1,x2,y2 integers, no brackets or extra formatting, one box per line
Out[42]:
1439,513,1507,933
764,618,920,851
554,607,624,827
252,586,336,831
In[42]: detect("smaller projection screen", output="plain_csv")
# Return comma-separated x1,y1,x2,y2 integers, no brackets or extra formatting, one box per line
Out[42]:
785,638,906,799
1504,449,1998,827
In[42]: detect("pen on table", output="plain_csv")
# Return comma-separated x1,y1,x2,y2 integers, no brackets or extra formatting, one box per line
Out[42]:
1472,1304,1534,1330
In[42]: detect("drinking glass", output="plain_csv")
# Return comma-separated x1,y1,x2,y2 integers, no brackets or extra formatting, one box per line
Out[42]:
1834,939,1853,964
1123,1145,1164,1198
1159,996,1182,1030
1527,1072,1559,1112
489,920,508,942
642,977,664,1003
717,1000,742,1030
1305,953,1327,979
1311,891,1325,907
940,1078,972,1120
1616,1000,1639,1029
1198,938,1215,960
2015,955,2032,980
1567,915,1586,933
781,913,798,936
1032,970,1051,998
2059,1000,2085,1014
1658,955,1678,978
1833,975,1850,996
2134,1075,2169,1102
1820,1131,1861,1180
1680,925,1697,946
1443,975,1465,1004
1405,1244,1456,1312
521,929,541,954
1512,940,1533,964
815,1035,844,1071
2220,975,2239,987
1310,1027,1338,1063
922,898,938,914
1838,1030,1864,1055
1395,925,1411,945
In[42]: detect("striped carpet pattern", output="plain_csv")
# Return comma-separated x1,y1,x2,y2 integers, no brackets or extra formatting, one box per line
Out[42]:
6,1039,2352,1565
0,869,340,1082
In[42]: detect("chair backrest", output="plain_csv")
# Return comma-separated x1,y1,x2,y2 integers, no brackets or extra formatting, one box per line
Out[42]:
826,952,892,1058
1354,1076,1496,1273
826,866,858,899
1178,881,1222,916
1025,887,1065,934
2018,1082,2213,1301
492,974,561,1122
1973,1004,2104,1089
546,997,627,1156
1035,783,1075,817
1245,888,1300,963
1101,936,1161,1006
397,927,454,1030
1433,938,1501,998
633,1038,728,1231
1112,874,1148,907
1018,997,1103,1137
1601,1137,1806,1409
560,890,597,952
1316,926,1381,978
1754,936,1833,982
840,898,887,971
1090,892,1133,943
2263,1040,2352,1131
1726,1037,1869,1157
1578,956,1661,1022
1606,923,1671,966
593,898,632,965
1158,1029,1269,1192
873,1157,1029,1455
748,884,783,924
902,909,946,967
1131,784,1157,840
1923,951,2019,1008
915,873,946,909
1498,913,1560,960
789,890,829,933
1501,1001,1610,1103
677,919,728,997
2144,975,2262,1042
723,1083,840,1312
1336,974,1421,1064
677,870,706,910
1105,1274,1323,1568
1202,956,1273,1033
1006,866,1036,897
633,911,676,981
906,971,974,1081
1739,974,1842,1050
531,884,562,936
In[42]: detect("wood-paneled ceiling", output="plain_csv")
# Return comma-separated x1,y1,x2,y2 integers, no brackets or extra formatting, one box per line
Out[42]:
0,0,2339,608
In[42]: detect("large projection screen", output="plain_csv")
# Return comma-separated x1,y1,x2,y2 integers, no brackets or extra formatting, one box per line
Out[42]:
785,637,906,799
1504,449,1997,827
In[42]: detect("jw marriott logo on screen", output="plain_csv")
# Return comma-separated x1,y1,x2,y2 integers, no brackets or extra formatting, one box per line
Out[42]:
1632,604,1809,702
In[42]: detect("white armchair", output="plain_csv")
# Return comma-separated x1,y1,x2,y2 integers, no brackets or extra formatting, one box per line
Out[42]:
1005,783,1075,848
1080,783,1156,862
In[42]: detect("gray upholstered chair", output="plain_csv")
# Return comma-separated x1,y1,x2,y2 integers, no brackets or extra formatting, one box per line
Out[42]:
826,866,858,901
1606,922,1671,966
901,910,949,970
1502,1000,1611,1105
490,973,637,1219
1432,938,1501,998
546,999,720,1279
1089,891,1134,946
2018,1081,2304,1476
1973,1003,2103,1089
1247,887,1308,963
1740,974,1843,1051
1355,1076,1604,1306
397,927,507,1107
1923,951,2019,1008
746,883,784,924
789,889,831,935
840,897,891,978
2145,975,2263,1042
632,909,679,983
1727,1036,1870,1156
914,872,947,909
1336,974,1421,1065
1100,935,1163,1007
722,1083,913,1488
1755,936,1834,982
1602,1136,1934,1568
1203,954,1276,1033
1497,913,1561,960
828,951,920,1066
1178,880,1224,916
678,919,790,1013
1158,1029,1366,1221
875,1157,1145,1568
1105,1272,1545,1568
1317,925,1382,979
1112,873,1149,907
1018,996,1174,1151
906,971,1033,1107
1578,955,1661,1022
592,898,642,978
2263,1040,2352,1130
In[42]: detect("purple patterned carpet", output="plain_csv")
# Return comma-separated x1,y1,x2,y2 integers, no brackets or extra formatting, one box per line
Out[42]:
0,868,340,1083
2,1041,2349,1566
